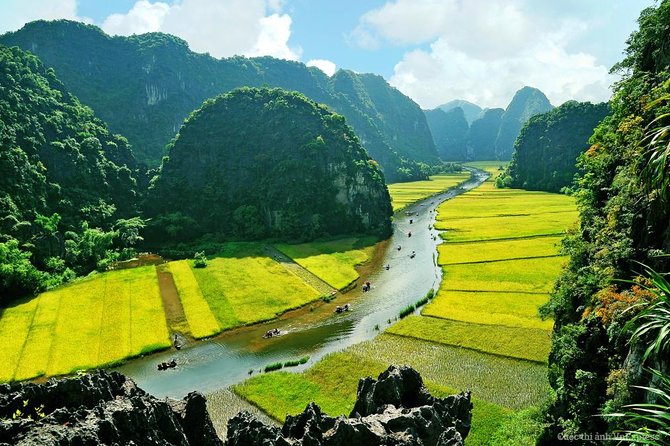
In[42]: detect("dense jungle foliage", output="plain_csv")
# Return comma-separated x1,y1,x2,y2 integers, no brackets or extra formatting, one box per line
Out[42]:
539,2,670,443
0,46,141,301
147,87,393,244
0,20,436,182
499,101,610,192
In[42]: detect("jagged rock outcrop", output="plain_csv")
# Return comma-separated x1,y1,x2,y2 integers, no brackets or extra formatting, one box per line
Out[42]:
226,365,472,446
0,371,222,446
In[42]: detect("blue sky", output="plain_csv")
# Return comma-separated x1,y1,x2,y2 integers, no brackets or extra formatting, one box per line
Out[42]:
0,0,657,109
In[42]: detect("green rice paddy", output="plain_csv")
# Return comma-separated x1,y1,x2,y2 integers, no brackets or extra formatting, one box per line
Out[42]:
387,172,471,211
235,334,549,445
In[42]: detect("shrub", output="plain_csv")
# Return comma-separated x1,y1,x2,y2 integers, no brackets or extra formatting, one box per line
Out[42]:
264,362,284,372
193,251,208,268
399,304,416,319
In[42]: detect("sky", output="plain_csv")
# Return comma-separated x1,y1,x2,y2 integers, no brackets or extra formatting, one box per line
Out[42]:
0,0,658,109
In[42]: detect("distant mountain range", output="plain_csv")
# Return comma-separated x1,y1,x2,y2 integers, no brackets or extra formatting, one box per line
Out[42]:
0,20,438,182
426,87,554,161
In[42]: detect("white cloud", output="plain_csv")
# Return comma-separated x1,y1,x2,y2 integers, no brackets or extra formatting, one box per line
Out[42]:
100,0,299,60
353,0,631,108
0,0,88,33
307,59,337,76
247,13,301,60
102,1,169,36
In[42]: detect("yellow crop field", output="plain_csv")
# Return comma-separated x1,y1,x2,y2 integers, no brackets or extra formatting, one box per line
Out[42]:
387,172,471,211
387,316,551,363
0,266,170,381
275,237,377,289
192,243,321,329
168,260,221,338
438,236,563,265
423,290,553,330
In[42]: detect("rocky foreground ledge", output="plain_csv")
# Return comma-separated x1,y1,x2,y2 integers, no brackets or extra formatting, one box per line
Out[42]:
0,371,222,446
0,365,471,446
227,365,472,446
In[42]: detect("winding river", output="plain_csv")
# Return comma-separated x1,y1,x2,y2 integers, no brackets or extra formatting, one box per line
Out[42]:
115,168,489,399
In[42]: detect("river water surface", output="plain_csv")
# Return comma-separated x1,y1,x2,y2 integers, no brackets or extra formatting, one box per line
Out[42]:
116,169,489,399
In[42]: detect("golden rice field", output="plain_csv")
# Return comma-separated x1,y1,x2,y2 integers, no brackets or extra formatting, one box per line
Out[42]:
387,172,471,211
191,243,322,330
0,267,170,381
423,290,554,330
438,236,563,265
167,260,221,339
274,236,377,289
0,237,379,381
387,316,551,363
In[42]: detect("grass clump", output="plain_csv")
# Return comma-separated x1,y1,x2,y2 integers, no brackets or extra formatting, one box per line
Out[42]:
399,304,416,319
264,362,284,373
275,237,377,289
284,356,310,368
414,288,435,308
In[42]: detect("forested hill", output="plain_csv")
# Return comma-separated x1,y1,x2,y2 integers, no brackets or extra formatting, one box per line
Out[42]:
147,87,393,243
539,1,670,442
494,86,554,159
499,100,610,192
424,87,553,161
0,20,437,182
0,45,140,300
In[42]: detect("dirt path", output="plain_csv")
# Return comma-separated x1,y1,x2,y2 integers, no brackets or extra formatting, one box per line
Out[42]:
156,265,192,340
262,245,337,296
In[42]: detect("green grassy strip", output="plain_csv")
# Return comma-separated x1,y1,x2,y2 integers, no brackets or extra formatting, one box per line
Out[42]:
387,316,551,363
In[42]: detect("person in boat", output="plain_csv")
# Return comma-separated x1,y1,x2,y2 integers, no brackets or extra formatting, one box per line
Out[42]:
385,264,390,270
397,245,402,251
409,219,413,224
410,251,416,259
408,231,412,237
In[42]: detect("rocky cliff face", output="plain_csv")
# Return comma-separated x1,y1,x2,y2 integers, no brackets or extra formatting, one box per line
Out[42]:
226,365,472,446
0,371,221,446
146,87,393,243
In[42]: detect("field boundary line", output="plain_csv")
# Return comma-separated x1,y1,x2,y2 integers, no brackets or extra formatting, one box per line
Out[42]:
441,232,568,244
420,314,553,333
11,296,42,381
440,289,549,295
437,209,578,220
384,331,549,365
262,245,336,295
441,254,563,266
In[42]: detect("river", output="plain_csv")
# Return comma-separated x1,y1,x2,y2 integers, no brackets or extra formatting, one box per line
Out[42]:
115,168,489,399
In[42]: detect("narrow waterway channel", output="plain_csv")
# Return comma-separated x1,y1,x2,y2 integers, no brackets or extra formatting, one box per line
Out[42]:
116,168,489,398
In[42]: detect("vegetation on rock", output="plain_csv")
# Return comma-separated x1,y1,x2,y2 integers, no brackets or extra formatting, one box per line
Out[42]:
147,87,392,243
0,45,140,301
0,20,437,182
499,100,610,192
